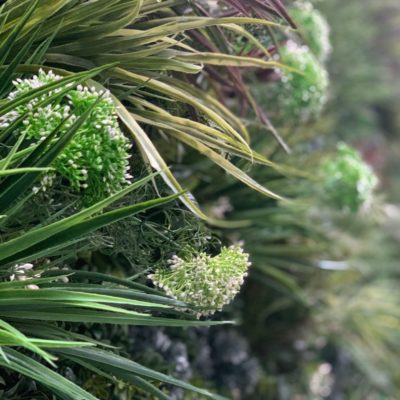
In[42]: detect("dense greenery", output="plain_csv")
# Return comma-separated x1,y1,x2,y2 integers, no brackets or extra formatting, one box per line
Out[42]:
0,0,398,399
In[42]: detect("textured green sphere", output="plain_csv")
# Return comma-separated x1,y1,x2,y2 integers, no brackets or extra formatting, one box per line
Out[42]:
149,245,251,318
290,1,332,63
271,41,329,124
2,70,132,204
321,143,378,212
251,40,329,125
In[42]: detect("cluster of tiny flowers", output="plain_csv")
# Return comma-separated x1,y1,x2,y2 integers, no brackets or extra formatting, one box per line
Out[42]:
148,245,251,318
290,1,332,63
1,70,132,204
274,40,329,123
320,143,378,212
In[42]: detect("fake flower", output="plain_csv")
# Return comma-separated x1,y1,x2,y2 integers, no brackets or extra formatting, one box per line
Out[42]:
321,143,378,212
275,40,329,123
149,245,251,318
1,70,132,204
290,1,332,63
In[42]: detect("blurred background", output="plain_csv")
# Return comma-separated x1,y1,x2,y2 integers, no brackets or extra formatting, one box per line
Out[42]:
146,1,400,399
67,1,400,398
236,1,400,398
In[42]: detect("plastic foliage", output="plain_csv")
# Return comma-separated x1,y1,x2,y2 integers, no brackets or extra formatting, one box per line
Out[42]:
290,1,332,63
320,143,378,212
1,70,132,204
149,245,251,318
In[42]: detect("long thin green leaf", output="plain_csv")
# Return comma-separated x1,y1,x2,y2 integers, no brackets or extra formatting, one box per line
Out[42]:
58,347,229,400
0,173,159,262
0,348,98,400
0,0,39,63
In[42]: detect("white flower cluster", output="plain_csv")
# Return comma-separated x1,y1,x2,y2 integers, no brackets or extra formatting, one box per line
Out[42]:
1,69,133,204
148,245,251,318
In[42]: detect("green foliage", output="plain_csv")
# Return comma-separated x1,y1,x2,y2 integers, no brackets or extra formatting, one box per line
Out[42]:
0,0,283,397
318,0,398,140
320,143,378,212
0,0,295,218
317,277,400,394
98,197,216,272
0,0,396,399
0,71,228,400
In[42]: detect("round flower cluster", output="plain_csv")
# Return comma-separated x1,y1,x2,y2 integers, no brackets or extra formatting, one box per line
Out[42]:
1,69,132,204
290,1,332,63
275,40,329,124
148,245,251,318
320,143,378,212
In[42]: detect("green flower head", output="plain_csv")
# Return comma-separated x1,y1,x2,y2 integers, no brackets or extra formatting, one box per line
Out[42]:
276,40,329,124
290,1,332,63
1,70,132,204
321,143,378,212
148,245,251,318
252,40,329,125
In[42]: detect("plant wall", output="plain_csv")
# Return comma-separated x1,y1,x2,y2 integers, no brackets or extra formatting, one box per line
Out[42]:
0,1,398,399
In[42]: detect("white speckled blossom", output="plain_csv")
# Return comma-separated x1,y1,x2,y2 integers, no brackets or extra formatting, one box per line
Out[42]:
0,70,132,204
149,245,251,318
276,40,329,123
290,1,332,63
